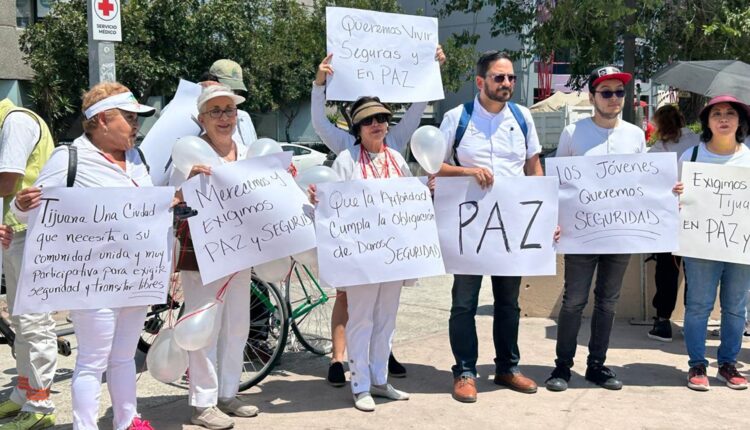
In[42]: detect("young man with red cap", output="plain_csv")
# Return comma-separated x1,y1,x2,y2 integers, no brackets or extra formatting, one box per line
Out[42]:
545,66,646,392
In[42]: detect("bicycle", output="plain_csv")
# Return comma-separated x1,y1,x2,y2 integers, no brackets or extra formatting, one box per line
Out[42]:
138,258,335,391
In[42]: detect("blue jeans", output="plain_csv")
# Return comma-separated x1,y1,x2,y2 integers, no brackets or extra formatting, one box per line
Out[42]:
555,254,631,368
683,257,750,368
448,275,521,378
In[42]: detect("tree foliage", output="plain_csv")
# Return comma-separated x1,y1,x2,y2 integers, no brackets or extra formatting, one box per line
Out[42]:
433,0,750,89
20,0,475,141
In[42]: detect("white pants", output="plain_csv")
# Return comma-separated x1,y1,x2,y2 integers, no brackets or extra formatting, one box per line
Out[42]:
181,270,251,407
70,306,146,430
344,281,403,394
4,231,57,413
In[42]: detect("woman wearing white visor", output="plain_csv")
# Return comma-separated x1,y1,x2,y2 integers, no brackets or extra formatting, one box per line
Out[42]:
13,82,157,430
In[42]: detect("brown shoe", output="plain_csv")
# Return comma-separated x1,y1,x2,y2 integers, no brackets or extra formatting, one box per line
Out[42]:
452,375,477,403
494,372,538,394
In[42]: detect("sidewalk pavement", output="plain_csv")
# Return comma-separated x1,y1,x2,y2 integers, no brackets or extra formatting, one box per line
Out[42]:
1,277,749,429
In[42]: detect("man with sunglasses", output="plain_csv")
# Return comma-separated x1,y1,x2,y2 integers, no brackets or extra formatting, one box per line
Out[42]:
437,50,543,403
545,66,646,392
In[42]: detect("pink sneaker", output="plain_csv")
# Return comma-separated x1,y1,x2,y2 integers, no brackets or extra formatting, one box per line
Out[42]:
687,365,709,391
127,417,154,430
717,363,748,390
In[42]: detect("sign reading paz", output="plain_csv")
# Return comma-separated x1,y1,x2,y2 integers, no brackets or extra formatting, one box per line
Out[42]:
13,187,174,315
546,153,679,254
677,162,750,264
434,177,559,276
181,153,316,285
325,7,444,103
315,177,444,288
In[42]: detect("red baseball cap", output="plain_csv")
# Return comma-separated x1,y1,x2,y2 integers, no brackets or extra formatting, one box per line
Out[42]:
699,95,750,122
588,66,632,92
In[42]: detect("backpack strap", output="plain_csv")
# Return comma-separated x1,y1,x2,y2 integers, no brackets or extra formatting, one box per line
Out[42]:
506,102,529,149
135,146,150,173
452,101,474,166
66,145,77,188
690,145,699,162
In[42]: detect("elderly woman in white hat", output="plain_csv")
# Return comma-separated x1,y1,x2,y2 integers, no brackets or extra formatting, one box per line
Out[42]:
169,84,258,430
13,82,156,430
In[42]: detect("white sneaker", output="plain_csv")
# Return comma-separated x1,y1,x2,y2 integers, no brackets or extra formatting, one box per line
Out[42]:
370,383,410,400
218,397,259,417
191,406,234,430
353,392,375,412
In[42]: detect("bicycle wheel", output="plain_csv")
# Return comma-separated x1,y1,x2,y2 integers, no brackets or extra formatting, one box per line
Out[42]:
286,261,335,355
138,274,183,354
237,276,288,391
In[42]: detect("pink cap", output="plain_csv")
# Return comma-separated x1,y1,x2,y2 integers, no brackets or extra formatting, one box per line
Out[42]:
700,95,750,121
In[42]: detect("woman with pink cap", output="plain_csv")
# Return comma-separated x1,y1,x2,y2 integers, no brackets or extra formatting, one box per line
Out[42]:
678,95,750,392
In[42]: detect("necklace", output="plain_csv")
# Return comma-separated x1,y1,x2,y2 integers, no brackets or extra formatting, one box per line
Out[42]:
205,137,236,162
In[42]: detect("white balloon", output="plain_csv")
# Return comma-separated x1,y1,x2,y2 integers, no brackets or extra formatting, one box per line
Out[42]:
410,125,448,174
171,135,220,173
248,138,283,158
254,256,292,282
173,301,219,351
295,165,340,190
146,328,189,383
293,248,318,268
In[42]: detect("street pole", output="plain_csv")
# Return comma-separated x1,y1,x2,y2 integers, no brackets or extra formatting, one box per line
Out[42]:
87,0,121,86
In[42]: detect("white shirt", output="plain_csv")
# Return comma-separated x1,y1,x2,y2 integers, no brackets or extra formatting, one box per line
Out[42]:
168,137,249,188
439,96,541,177
0,111,41,175
332,146,412,181
556,117,646,157
234,110,257,148
678,142,750,168
648,127,700,158
310,83,427,155
11,134,152,222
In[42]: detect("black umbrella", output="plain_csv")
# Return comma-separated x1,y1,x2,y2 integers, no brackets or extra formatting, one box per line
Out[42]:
651,60,750,103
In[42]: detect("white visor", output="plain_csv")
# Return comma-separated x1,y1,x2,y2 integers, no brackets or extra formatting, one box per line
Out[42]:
84,92,156,119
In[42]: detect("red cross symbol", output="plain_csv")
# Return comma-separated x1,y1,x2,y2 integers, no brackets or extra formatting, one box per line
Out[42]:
97,0,115,17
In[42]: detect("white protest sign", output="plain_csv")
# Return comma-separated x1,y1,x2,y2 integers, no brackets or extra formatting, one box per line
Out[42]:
91,0,122,42
181,152,316,285
546,153,679,254
434,176,558,276
315,177,444,288
676,162,750,263
325,7,444,103
139,79,202,186
13,187,174,315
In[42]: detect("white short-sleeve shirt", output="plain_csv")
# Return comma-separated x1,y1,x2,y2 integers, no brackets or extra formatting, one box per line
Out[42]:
678,142,750,168
439,96,541,177
0,111,41,175
555,117,646,157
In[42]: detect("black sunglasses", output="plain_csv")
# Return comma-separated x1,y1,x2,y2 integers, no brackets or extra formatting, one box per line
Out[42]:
360,113,390,126
595,90,626,99
487,73,517,83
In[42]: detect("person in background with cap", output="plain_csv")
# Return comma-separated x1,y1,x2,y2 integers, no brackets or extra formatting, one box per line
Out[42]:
170,84,259,429
0,96,55,429
545,66,647,392
12,82,157,430
207,59,258,149
312,46,446,387
678,95,750,392
308,95,414,412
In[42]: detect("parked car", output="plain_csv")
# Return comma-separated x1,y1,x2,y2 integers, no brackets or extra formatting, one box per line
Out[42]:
281,143,328,171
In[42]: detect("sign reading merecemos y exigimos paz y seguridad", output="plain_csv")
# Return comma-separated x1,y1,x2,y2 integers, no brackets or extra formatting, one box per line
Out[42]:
14,187,174,315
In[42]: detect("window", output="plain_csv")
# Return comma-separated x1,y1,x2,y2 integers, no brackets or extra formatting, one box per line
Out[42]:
16,0,53,28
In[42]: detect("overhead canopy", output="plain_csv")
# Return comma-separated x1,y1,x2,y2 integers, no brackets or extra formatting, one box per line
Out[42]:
529,91,591,112
651,60,750,103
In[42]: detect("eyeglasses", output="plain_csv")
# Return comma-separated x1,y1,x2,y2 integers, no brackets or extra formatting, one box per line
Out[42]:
487,73,517,83
360,114,390,126
202,107,238,119
594,90,626,99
